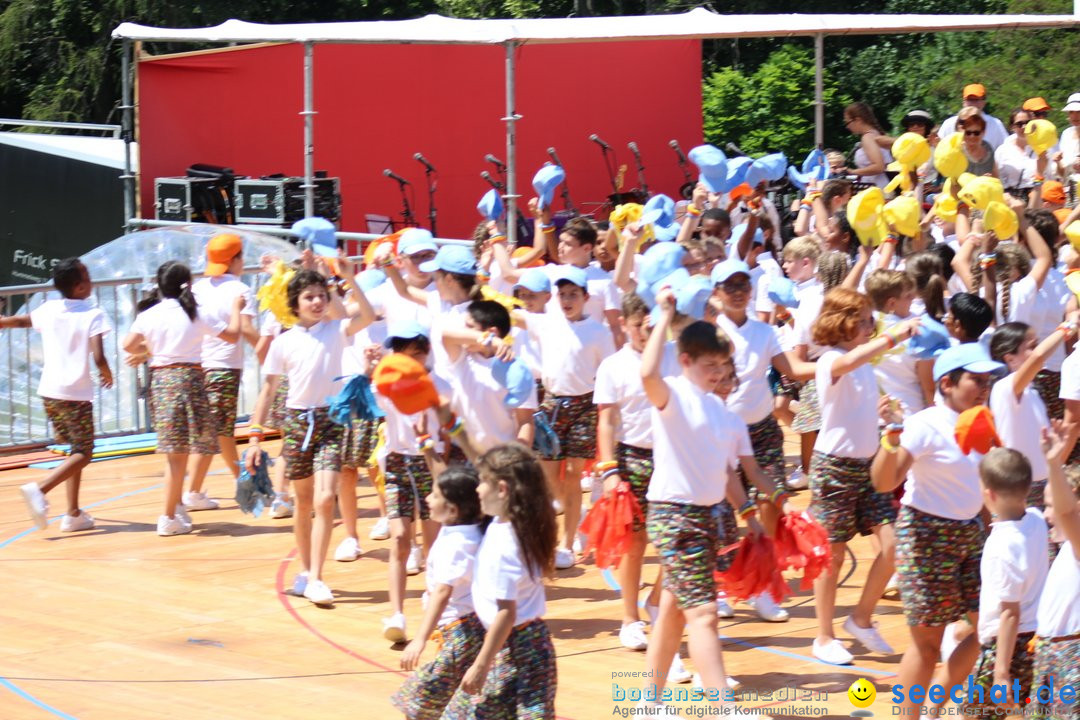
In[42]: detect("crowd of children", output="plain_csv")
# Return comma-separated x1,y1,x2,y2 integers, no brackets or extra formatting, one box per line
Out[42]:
7,104,1080,717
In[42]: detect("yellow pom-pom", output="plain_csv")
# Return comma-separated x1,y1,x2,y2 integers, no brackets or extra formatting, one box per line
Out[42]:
256,261,298,328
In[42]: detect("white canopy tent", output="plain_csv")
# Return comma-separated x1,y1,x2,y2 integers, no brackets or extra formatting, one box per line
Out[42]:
113,9,1080,242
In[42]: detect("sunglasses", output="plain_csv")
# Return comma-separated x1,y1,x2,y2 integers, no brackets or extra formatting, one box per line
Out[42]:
1033,110,1049,118
964,129,983,137
1012,121,1028,128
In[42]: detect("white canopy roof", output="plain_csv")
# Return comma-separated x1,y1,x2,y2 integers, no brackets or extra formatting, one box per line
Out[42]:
113,9,1080,45
0,133,137,170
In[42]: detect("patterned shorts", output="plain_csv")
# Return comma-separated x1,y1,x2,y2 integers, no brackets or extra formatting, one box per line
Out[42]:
809,451,896,544
268,377,289,431
1027,478,1047,511
203,368,242,437
535,391,596,461
716,500,738,573
150,366,218,455
790,378,821,434
392,613,485,720
647,501,720,610
342,417,381,470
616,442,653,532
385,452,433,521
895,505,984,627
967,631,1036,707
42,397,94,457
281,406,344,480
768,368,801,400
1031,636,1080,720
444,618,557,720
739,415,785,501
1033,369,1064,421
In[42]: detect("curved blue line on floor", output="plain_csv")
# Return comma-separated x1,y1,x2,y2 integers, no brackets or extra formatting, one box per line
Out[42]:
0,483,162,717
599,561,894,678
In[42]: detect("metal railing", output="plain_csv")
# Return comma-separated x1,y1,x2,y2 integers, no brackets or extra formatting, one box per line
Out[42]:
0,118,122,138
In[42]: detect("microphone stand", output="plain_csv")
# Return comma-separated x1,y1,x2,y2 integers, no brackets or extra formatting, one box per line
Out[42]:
390,178,415,228
598,145,619,195
629,144,649,197
424,167,437,236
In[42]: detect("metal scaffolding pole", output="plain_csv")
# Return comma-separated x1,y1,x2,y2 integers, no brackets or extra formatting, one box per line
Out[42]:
302,42,316,218
504,42,521,245
120,39,136,232
814,33,824,148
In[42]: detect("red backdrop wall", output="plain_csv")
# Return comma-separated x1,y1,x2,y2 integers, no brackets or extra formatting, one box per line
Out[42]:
137,40,702,239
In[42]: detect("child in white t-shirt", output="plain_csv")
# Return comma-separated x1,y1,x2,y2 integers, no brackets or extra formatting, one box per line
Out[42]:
124,261,242,538
966,448,1048,707
516,265,615,570
807,287,920,666
245,267,374,606
989,318,1078,509
1060,344,1080,468
864,269,936,418
5,259,113,533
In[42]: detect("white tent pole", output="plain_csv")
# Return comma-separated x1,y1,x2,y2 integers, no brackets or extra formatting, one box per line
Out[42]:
814,33,824,148
504,41,520,246
302,41,316,218
120,38,136,230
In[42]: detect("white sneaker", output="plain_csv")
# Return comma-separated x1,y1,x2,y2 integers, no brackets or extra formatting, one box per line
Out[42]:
716,592,735,618
303,579,335,605
786,468,809,490
812,638,853,665
747,592,789,622
334,536,362,562
843,616,895,654
157,514,191,536
940,621,961,663
882,572,900,600
619,621,648,651
182,491,219,511
174,504,193,527
291,572,309,596
20,482,48,530
270,494,294,519
406,546,423,575
369,516,390,540
554,547,575,569
60,511,94,532
668,653,692,684
383,612,407,643
572,534,584,556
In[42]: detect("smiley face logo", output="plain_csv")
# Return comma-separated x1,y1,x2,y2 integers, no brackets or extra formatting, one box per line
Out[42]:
848,678,876,709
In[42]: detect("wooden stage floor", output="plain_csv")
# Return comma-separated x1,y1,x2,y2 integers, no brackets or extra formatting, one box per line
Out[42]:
0,441,914,719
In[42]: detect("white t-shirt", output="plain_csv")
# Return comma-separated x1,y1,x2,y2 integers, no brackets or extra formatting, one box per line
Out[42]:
472,519,546,629
448,353,537,453
426,294,470,384
994,137,1041,190
716,314,783,425
593,344,679,449
510,326,541,380
129,299,225,367
425,523,483,627
1034,268,1069,372
368,280,433,330
787,278,826,359
526,311,614,397
375,390,445,456
647,374,753,507
977,508,1049,644
31,298,111,402
900,404,984,520
1060,125,1080,175
814,348,880,459
1060,347,1080,404
262,319,348,409
542,262,619,330
192,274,256,370
999,274,1038,325
340,321,388,377
873,313,928,419
989,372,1051,482
1037,541,1080,638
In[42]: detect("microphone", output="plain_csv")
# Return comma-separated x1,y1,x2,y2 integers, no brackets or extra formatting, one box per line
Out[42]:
628,141,642,158
413,153,436,173
547,147,564,167
484,153,506,171
669,139,689,164
383,169,410,185
480,171,504,191
589,134,610,150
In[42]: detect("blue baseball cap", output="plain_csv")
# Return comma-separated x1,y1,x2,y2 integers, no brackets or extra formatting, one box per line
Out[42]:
419,244,477,276
357,268,387,293
932,343,1004,382
514,268,551,294
532,164,565,209
729,222,764,248
291,217,337,258
907,316,951,360
384,319,429,348
744,152,788,188
397,228,438,257
477,189,504,221
552,264,588,290
766,276,800,309
711,259,751,285
688,145,728,194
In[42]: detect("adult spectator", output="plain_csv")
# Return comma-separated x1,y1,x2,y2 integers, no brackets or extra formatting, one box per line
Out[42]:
1059,92,1080,176
842,102,892,189
995,108,1047,198
939,84,1009,150
956,107,997,178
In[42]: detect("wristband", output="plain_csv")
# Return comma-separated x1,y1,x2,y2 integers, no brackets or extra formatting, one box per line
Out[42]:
441,414,458,431
880,434,900,453
769,487,791,506
541,224,556,234
1057,321,1077,337
447,418,465,437
417,435,436,453
884,423,904,435
249,423,265,438
379,254,396,268
593,460,618,473
599,468,622,482
737,500,758,520
687,205,703,217
489,234,508,245
882,330,898,349
883,233,899,245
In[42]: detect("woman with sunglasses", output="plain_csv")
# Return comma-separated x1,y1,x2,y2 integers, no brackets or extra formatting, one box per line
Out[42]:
995,108,1050,201
842,102,893,189
957,107,998,178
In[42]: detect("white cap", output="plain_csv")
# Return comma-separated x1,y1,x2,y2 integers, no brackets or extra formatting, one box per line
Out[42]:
1063,92,1080,113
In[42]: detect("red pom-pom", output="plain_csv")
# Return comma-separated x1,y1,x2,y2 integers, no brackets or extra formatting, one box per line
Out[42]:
578,483,643,570
774,512,833,590
715,534,790,603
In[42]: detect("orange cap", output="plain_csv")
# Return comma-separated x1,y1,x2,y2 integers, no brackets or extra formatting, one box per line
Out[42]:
1042,181,1066,205
511,246,545,268
205,233,243,276
1022,97,1051,112
372,353,440,416
962,84,987,99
